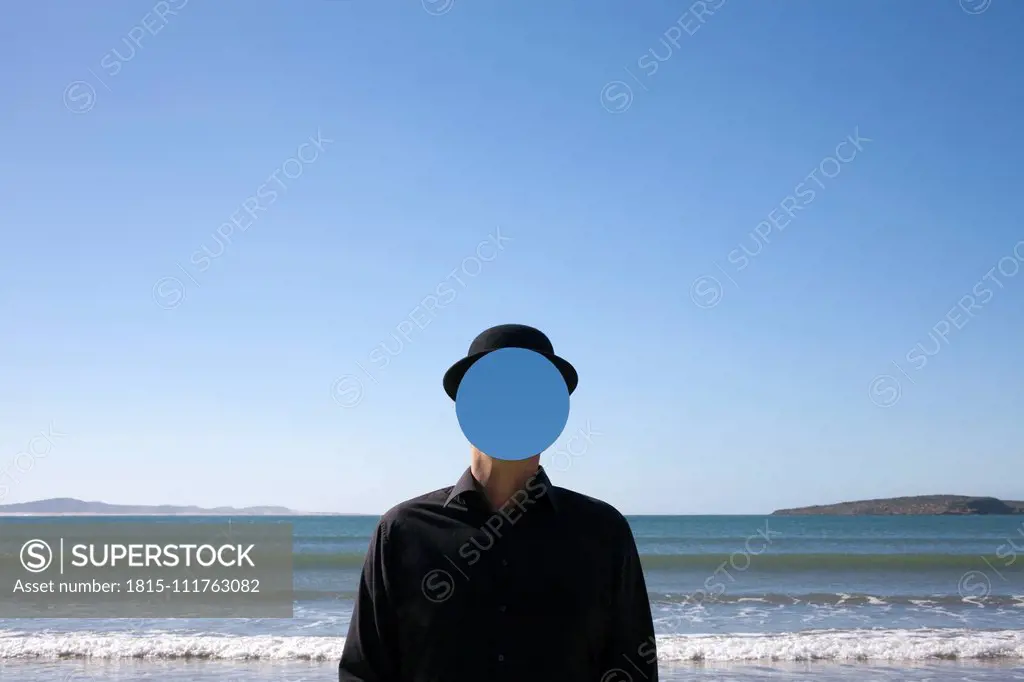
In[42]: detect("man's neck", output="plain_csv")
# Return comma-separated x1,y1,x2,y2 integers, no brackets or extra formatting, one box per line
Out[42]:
470,449,540,510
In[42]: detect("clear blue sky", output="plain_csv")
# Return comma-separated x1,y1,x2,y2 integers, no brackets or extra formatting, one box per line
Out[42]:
2,0,1022,514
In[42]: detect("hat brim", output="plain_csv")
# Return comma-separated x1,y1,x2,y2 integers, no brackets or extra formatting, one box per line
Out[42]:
443,350,578,401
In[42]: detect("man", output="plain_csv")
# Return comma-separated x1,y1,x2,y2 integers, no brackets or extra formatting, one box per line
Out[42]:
339,324,658,682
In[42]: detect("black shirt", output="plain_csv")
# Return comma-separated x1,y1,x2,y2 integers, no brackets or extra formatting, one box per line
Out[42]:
338,466,658,682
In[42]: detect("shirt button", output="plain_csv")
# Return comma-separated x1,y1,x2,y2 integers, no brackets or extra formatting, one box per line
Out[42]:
498,655,505,662
498,605,506,612
501,559,508,567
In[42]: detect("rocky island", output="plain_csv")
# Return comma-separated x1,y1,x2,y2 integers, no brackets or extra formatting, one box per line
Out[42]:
0,497,303,515
772,495,1024,516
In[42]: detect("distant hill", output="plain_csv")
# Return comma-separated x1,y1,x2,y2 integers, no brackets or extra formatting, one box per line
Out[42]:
773,495,1024,516
0,498,303,515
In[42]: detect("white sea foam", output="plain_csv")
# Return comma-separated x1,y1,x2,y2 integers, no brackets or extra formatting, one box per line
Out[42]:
2,629,1024,662
0,632,345,662
656,629,1024,662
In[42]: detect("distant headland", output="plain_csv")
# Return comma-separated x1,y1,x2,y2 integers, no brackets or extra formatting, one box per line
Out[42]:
772,495,1024,516
0,498,340,516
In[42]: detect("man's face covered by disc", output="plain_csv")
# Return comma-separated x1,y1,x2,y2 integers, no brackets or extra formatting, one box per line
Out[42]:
455,347,570,460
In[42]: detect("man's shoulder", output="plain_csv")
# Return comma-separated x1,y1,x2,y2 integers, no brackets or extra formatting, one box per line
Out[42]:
371,482,633,537
376,485,454,531
552,486,632,532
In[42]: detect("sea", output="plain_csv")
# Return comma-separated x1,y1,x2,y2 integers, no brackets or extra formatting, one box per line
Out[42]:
2,514,1024,681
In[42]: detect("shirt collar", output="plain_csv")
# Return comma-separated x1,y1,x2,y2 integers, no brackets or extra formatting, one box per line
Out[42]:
444,465,559,512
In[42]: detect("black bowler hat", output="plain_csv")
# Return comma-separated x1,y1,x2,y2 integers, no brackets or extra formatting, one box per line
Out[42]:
443,324,578,400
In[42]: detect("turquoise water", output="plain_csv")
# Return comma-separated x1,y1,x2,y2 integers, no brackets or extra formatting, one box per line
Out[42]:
2,514,1023,680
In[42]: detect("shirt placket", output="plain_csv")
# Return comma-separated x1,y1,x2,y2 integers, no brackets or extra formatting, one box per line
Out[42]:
495,532,510,668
